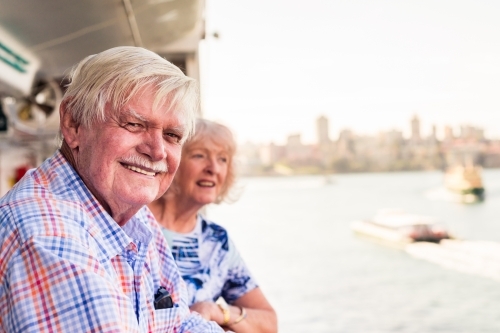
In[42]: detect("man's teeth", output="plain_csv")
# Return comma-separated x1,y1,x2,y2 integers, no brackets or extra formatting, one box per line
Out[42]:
126,165,155,176
198,181,215,187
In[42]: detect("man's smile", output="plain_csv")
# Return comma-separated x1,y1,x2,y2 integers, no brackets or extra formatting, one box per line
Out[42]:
123,163,157,177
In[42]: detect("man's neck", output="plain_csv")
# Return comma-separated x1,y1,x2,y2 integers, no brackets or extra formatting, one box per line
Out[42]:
60,140,77,170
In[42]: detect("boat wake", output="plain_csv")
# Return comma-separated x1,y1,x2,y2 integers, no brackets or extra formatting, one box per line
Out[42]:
406,239,500,281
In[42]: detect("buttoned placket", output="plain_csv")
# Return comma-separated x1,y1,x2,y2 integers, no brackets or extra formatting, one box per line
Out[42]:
123,240,151,331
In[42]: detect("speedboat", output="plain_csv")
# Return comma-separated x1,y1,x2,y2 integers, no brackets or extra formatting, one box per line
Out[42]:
351,209,452,247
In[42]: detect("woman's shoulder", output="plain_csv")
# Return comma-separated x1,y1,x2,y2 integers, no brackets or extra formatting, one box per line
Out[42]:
199,216,230,250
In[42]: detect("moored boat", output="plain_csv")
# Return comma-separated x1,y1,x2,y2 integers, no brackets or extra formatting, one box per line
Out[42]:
444,165,485,203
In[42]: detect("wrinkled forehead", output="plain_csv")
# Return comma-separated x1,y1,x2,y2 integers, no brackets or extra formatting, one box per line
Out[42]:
108,85,187,122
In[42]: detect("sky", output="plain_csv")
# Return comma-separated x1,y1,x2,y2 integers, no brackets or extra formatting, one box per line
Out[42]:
199,0,500,145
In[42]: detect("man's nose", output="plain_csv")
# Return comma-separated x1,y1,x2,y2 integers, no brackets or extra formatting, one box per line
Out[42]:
138,129,167,161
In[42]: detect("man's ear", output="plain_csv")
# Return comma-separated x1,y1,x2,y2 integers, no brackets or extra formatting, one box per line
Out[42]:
59,99,80,149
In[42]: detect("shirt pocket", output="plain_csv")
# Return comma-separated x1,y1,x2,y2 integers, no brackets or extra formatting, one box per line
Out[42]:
153,306,181,333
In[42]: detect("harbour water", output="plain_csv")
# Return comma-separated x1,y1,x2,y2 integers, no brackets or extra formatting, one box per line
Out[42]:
206,169,500,333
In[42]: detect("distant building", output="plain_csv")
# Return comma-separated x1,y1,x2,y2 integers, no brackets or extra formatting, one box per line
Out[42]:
337,129,355,158
411,114,421,141
444,126,454,141
316,115,333,167
287,133,301,147
286,133,304,162
380,129,403,146
316,115,331,145
460,125,484,141
430,124,437,141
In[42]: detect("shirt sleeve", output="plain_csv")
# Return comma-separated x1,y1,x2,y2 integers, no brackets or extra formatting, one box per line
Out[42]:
176,312,224,333
220,238,259,304
147,212,224,333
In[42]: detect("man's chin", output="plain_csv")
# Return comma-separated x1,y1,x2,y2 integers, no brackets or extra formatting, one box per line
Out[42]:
115,182,167,208
154,181,174,199
120,191,159,209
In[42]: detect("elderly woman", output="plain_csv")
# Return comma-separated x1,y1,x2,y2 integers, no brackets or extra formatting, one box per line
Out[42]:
148,119,277,333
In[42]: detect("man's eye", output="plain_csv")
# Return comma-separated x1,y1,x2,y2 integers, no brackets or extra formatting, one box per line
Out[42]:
164,132,181,143
124,122,143,131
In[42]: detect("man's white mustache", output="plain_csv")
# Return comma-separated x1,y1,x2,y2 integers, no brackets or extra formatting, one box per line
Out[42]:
121,155,168,173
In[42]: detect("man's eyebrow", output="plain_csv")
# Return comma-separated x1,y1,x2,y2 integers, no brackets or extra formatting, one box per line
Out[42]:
123,108,148,122
122,108,186,134
167,125,186,134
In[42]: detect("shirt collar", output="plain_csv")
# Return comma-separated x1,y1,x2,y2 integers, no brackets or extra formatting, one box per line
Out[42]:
46,150,152,261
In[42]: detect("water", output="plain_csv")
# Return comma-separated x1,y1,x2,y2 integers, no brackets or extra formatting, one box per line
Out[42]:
206,169,500,333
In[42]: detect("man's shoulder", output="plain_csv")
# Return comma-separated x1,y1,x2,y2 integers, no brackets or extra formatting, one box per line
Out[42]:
0,178,92,246
1,151,81,205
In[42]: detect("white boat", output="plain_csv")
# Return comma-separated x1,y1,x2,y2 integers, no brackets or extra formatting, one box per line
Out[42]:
351,209,452,247
444,165,485,203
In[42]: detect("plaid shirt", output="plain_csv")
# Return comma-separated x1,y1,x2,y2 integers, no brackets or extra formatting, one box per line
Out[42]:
0,151,223,333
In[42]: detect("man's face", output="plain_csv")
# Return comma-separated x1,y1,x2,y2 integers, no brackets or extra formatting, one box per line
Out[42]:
71,86,185,223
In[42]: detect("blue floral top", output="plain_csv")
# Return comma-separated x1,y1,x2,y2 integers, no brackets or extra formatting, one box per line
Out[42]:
161,215,258,305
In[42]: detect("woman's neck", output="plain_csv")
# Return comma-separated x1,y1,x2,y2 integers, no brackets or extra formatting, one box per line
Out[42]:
149,194,203,234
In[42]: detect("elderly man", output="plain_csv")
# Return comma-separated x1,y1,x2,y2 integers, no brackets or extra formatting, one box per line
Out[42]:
0,47,223,332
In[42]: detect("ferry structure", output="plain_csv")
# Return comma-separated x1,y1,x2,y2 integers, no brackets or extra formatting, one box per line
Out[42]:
444,164,485,203
351,209,452,248
0,0,206,196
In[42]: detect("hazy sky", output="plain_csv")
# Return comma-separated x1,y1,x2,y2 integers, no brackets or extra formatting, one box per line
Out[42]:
200,0,500,145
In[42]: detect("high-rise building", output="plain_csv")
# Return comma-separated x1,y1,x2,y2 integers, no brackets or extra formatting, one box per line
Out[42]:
286,134,307,163
316,115,331,145
431,124,437,141
287,133,302,147
411,115,421,141
444,126,454,141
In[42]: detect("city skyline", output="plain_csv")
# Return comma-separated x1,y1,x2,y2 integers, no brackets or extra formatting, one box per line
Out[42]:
237,113,499,176
240,114,487,146
201,0,500,145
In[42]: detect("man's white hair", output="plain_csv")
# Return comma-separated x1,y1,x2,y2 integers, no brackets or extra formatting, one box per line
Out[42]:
61,46,198,143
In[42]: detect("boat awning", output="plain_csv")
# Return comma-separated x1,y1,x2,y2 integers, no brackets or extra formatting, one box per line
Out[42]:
372,214,439,228
0,0,204,96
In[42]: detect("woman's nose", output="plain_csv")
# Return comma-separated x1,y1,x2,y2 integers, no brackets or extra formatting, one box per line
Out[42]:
205,157,221,174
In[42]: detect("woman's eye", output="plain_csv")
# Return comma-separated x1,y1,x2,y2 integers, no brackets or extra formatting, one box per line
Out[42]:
220,157,228,163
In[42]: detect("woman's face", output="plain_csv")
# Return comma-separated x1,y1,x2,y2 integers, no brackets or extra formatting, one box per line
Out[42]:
175,139,229,207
